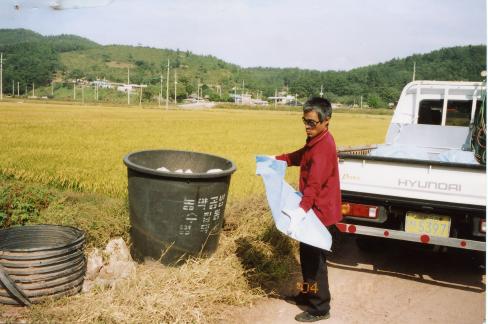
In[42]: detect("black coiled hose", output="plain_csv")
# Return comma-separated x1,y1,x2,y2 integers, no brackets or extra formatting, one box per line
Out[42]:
0,224,86,306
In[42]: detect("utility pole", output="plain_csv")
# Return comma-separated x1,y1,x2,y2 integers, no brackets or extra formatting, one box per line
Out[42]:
174,70,177,104
12,80,14,96
81,85,84,104
412,61,416,81
32,82,35,97
295,93,298,106
233,85,237,104
127,68,130,105
360,95,363,109
320,84,324,98
73,82,76,100
165,59,170,110
197,79,200,101
51,82,54,96
241,80,245,105
0,53,3,101
17,82,19,96
159,73,162,107
274,88,277,109
139,85,142,106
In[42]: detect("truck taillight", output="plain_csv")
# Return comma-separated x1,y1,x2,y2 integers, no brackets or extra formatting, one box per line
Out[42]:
480,220,486,233
342,203,379,219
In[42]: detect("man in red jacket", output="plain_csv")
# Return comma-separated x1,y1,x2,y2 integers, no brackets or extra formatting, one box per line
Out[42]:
275,97,342,322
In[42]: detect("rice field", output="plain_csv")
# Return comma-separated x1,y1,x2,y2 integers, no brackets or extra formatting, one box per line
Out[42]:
0,101,391,322
0,102,390,201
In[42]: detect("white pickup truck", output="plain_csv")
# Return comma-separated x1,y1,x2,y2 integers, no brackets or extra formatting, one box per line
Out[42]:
337,80,486,252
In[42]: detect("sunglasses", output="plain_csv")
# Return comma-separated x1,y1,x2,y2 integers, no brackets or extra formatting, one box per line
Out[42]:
302,117,321,128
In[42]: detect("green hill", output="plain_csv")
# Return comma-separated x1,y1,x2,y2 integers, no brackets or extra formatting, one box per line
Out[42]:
0,28,485,106
45,34,101,52
0,28,43,46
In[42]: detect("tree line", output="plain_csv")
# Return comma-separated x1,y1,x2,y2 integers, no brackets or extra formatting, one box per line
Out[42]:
0,28,485,107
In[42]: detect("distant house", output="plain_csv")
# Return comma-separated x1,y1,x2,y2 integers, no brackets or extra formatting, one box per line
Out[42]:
116,84,147,93
251,98,269,106
91,80,113,89
117,85,134,93
231,94,268,106
267,94,297,105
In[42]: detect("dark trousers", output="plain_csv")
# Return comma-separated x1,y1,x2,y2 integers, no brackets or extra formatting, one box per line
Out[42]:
298,241,331,315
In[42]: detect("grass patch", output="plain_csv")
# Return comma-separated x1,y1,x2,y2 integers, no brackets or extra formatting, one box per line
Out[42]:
0,176,129,248
0,174,57,227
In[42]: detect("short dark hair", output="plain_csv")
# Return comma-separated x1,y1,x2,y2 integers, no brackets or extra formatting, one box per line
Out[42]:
303,97,332,122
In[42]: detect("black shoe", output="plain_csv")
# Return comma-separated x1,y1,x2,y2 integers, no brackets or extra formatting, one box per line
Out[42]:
294,311,330,322
283,293,308,305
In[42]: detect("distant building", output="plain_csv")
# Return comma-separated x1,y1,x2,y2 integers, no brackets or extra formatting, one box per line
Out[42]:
267,94,297,105
116,84,147,93
251,98,269,106
117,85,134,93
231,94,269,106
91,80,113,89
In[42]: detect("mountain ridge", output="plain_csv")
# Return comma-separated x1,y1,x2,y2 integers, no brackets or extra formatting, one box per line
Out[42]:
0,28,485,106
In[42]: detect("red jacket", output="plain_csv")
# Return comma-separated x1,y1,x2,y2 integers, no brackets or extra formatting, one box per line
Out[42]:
276,130,342,227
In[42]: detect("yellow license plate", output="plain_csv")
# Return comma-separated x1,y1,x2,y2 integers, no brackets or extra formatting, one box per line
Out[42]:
405,212,451,238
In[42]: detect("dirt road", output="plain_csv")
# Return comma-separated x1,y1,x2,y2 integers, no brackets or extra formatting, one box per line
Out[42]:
232,236,485,324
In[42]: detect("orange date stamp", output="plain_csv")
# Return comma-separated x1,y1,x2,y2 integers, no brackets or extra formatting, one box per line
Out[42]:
296,281,319,294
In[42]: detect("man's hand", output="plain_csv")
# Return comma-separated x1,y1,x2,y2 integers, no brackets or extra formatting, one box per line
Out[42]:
282,207,306,236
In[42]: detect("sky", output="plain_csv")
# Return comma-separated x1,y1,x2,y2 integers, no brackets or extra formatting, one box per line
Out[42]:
1,0,486,71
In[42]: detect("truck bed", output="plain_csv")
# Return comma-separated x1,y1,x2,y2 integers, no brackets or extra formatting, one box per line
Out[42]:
338,145,486,208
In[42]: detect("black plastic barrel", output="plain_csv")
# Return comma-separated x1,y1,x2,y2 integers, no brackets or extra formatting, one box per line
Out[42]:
123,149,236,265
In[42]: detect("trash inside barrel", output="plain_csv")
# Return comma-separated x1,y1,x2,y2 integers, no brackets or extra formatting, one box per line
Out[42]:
0,224,86,306
123,149,236,265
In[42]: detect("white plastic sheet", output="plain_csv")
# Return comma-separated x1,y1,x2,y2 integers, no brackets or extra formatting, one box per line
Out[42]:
256,156,332,251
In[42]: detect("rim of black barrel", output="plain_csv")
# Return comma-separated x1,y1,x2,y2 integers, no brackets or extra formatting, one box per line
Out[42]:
123,149,237,179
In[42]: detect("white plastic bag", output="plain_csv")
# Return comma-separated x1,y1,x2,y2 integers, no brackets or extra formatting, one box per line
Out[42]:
256,155,332,251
